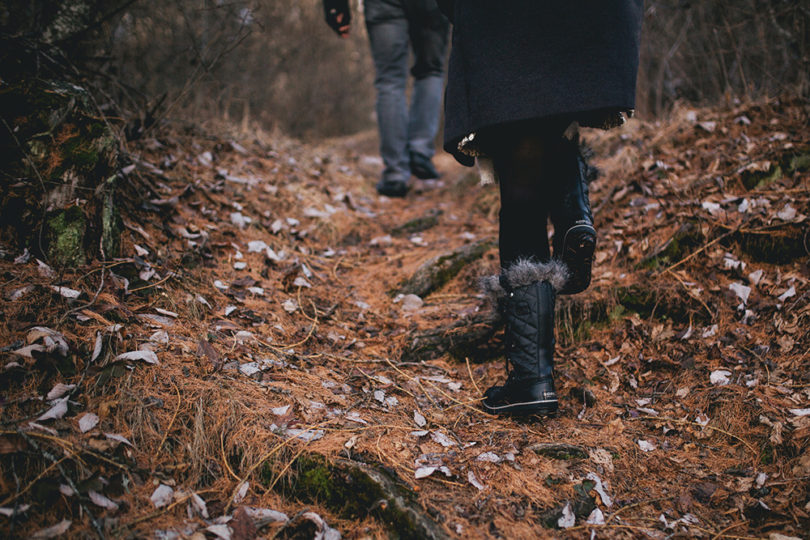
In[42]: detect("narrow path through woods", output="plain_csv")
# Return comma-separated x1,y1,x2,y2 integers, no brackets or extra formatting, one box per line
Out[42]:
1,100,808,539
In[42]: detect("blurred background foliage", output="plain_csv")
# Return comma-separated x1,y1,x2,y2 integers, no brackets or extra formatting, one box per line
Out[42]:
1,0,809,140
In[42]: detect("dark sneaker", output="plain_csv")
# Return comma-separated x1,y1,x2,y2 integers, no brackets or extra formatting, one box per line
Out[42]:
409,152,440,180
483,376,558,416
376,178,409,197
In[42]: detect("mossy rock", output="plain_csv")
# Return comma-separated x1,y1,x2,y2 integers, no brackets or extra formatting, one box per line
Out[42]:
530,443,588,460
404,308,501,362
390,210,442,237
557,281,707,345
272,454,448,540
722,224,809,265
394,239,494,297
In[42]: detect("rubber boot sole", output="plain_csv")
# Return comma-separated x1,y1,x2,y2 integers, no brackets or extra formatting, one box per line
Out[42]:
559,223,596,295
482,399,559,416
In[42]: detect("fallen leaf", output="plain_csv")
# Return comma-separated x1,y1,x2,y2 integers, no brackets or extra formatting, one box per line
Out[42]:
230,506,258,540
299,512,340,540
196,339,221,367
400,294,424,311
233,481,249,504
586,472,613,507
557,501,576,528
79,413,99,433
28,422,58,435
586,507,606,525
272,405,291,416
748,269,764,285
777,286,796,302
37,398,68,421
151,484,174,508
637,439,656,452
14,249,31,264
414,411,427,427
91,332,103,362
104,433,134,446
476,452,501,463
776,203,797,221
467,470,485,490
27,327,70,356
247,240,268,252
190,492,209,518
285,428,324,442
30,520,72,539
206,524,232,540
149,330,169,344
46,383,75,401
116,350,159,364
710,370,732,386
415,466,437,479
729,282,751,304
243,507,289,526
0,504,30,516
89,490,119,511
51,286,81,299
430,431,457,447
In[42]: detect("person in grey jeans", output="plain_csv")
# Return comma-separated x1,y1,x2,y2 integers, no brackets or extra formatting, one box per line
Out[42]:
323,0,450,197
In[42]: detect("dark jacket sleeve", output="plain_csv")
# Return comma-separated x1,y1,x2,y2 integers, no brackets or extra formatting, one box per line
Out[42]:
435,0,454,22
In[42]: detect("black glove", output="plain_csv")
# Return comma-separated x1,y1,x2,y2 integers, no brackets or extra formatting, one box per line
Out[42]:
323,0,351,37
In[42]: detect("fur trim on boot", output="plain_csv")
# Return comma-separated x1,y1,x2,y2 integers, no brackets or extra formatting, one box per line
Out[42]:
480,259,570,299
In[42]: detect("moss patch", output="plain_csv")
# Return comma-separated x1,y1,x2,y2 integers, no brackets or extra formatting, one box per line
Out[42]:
46,205,87,266
638,221,704,270
742,164,782,190
531,443,588,460
391,210,442,237
272,454,447,540
723,224,808,265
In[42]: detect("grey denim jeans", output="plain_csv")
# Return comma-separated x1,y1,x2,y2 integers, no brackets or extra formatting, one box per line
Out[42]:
364,0,449,182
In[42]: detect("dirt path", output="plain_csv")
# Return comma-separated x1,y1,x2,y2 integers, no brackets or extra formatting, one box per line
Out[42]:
1,99,808,539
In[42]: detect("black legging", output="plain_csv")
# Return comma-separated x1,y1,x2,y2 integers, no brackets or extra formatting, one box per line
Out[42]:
493,133,551,268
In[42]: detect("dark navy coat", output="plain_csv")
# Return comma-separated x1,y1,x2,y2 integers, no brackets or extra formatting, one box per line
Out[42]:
439,1,644,161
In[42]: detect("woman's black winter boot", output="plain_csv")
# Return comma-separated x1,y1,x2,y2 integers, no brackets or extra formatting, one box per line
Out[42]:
550,138,596,295
480,260,568,416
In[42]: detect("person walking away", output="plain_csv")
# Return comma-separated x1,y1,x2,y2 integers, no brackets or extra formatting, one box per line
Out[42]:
437,0,643,415
323,0,450,197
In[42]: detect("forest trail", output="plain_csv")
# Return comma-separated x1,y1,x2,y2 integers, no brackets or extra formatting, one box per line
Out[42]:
1,98,808,539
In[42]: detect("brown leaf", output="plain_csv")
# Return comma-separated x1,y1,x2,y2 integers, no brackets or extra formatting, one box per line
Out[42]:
230,507,258,540
231,276,257,288
197,339,222,369
281,264,301,291
690,482,717,504
676,492,694,514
